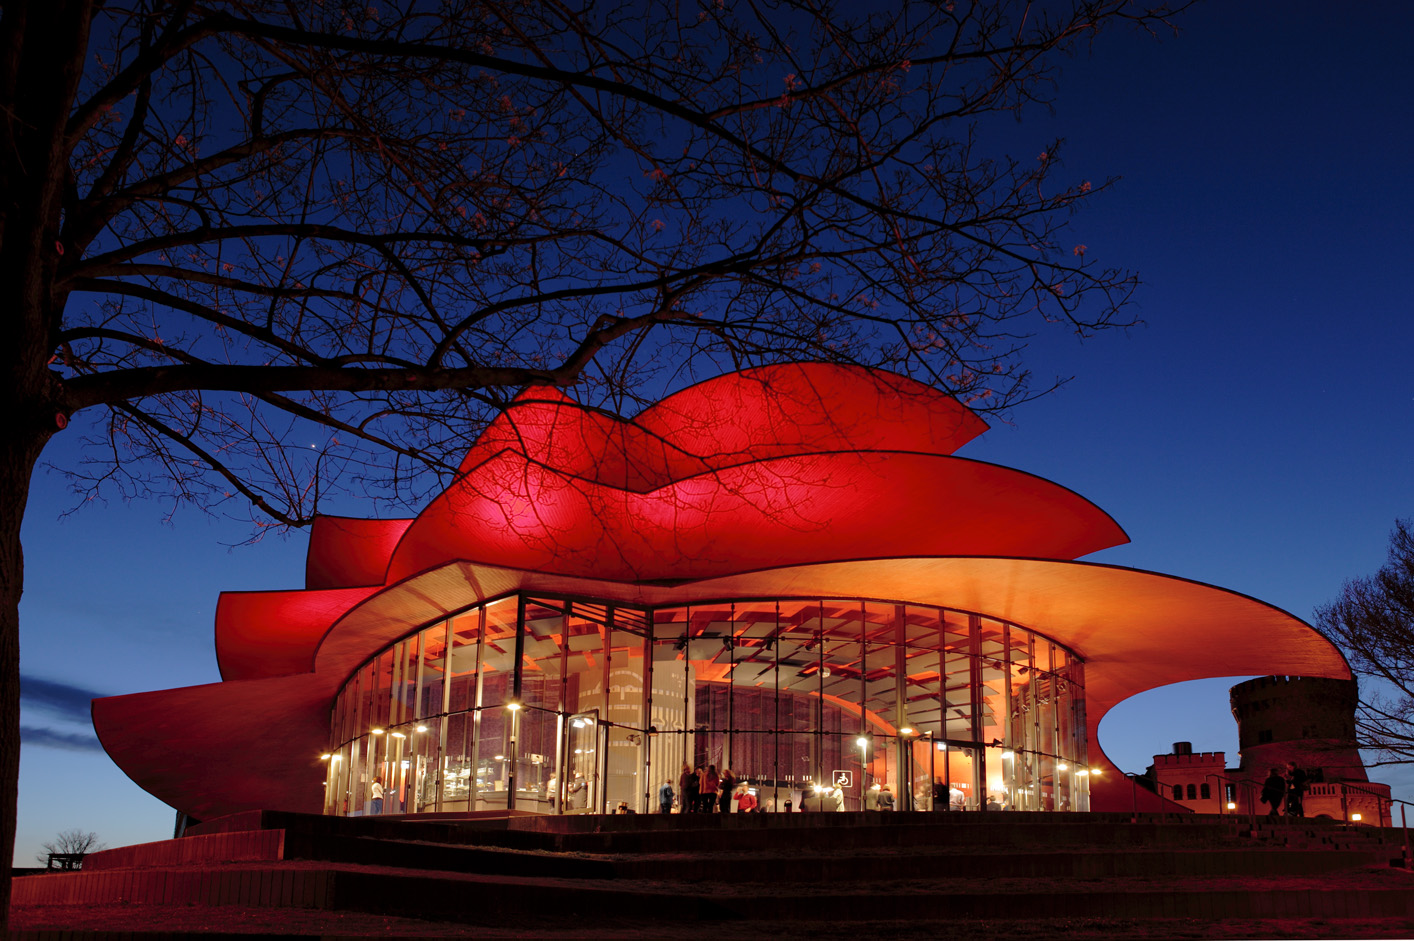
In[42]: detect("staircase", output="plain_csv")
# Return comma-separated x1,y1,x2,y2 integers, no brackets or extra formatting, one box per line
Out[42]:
11,810,1414,938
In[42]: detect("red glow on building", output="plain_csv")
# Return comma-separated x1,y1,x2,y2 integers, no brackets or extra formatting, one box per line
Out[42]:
93,363,1349,822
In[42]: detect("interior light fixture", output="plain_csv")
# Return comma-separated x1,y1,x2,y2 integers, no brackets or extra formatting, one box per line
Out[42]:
391,731,406,740
1001,750,1015,759
371,728,385,735
1226,802,1237,810
1075,769,1089,778
319,754,332,761
506,699,522,712
1352,813,1363,822
416,725,428,733
1056,762,1068,771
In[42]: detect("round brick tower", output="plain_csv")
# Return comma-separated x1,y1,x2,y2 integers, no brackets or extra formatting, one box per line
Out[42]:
1229,675,1368,784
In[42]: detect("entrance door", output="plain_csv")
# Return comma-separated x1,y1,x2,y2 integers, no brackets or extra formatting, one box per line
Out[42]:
562,711,601,813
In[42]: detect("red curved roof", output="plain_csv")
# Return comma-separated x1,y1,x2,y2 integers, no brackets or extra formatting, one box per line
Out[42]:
216,586,380,681
385,450,1127,584
92,362,1345,820
455,362,989,485
305,517,412,589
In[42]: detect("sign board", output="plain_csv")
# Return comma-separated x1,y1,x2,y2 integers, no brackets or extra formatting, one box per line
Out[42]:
832,770,854,789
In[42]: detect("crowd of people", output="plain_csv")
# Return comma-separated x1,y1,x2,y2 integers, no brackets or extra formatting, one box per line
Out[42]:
667,762,761,813
654,764,915,813
1260,761,1311,818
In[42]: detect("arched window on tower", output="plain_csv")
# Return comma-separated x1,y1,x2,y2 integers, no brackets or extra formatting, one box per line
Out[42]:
1186,784,1197,800
1200,783,1211,800
1172,785,1182,801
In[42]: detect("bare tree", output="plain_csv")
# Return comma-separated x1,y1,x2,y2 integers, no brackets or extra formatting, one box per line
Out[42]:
1316,520,1414,766
35,829,107,868
0,0,1189,921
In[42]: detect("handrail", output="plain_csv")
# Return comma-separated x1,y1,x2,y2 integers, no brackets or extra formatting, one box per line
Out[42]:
1333,779,1408,807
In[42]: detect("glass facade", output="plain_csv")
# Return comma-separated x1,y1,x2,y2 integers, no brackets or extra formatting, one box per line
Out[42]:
322,594,1090,816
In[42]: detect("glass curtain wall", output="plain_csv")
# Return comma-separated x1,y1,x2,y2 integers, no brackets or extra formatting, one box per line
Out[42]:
325,593,1089,816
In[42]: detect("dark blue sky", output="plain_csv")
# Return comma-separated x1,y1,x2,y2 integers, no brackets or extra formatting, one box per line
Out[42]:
15,2,1414,862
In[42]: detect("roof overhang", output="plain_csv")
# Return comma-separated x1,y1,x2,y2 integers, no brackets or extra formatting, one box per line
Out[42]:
95,555,1347,820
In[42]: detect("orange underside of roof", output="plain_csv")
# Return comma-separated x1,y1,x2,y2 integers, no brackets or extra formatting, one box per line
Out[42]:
96,557,1348,822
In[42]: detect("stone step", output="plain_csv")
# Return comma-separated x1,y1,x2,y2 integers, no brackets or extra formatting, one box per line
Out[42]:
14,862,1414,924
79,826,1388,884
178,807,1319,857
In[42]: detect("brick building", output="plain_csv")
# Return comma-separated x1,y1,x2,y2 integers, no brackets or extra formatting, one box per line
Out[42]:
1149,676,1391,825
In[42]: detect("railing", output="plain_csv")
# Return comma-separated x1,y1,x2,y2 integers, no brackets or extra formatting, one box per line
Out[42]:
1203,772,1261,816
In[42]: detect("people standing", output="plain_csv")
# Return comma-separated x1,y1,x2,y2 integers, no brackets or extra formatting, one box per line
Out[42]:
876,784,895,811
736,785,758,814
1261,766,1286,818
687,764,704,809
678,763,693,812
702,764,721,813
718,767,737,814
1285,762,1309,818
569,772,589,810
658,778,675,814
370,777,385,815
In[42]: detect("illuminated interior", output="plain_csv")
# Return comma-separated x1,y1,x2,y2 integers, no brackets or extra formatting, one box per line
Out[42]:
326,595,1089,815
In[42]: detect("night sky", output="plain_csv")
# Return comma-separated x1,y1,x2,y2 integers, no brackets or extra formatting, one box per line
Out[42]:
15,2,1414,863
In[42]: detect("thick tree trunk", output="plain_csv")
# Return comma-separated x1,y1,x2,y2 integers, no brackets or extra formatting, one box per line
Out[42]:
0,432,47,929
0,3,101,927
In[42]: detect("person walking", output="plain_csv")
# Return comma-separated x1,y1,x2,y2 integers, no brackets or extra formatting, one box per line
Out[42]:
1261,766,1286,818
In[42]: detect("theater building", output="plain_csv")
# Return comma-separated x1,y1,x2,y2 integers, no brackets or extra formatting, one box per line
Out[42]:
93,363,1352,821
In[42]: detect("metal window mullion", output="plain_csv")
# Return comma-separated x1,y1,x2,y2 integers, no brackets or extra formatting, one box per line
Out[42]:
555,610,568,815
508,595,527,810
600,606,614,814
641,609,654,813
470,606,486,809
1003,622,1015,809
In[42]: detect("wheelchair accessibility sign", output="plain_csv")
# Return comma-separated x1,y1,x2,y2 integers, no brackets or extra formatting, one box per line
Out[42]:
832,770,854,789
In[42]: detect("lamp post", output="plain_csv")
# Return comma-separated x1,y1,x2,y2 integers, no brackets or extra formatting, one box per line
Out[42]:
505,699,522,809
